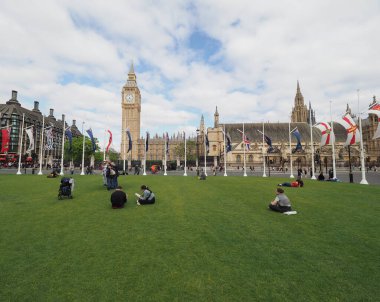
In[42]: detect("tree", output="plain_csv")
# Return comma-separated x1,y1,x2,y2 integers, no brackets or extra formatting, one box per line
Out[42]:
64,136,99,166
174,141,196,161
93,148,119,165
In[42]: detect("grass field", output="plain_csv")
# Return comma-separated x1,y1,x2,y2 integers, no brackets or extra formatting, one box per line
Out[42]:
0,174,379,301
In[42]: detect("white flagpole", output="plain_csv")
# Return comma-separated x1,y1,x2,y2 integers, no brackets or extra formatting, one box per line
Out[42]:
164,133,167,176
310,109,316,180
123,129,126,174
143,133,147,175
262,122,267,177
289,121,294,178
184,132,187,176
81,122,85,175
243,122,247,177
223,125,227,176
38,116,45,175
330,101,337,179
59,114,65,176
103,130,106,161
204,131,207,176
16,113,25,175
357,89,369,184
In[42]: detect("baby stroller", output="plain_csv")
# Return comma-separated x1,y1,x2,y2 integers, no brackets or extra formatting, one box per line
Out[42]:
58,177,73,200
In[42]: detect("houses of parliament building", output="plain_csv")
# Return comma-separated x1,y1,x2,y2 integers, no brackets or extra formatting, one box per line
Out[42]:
120,65,379,170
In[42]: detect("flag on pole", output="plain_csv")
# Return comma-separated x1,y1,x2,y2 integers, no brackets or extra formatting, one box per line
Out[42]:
291,128,302,153
65,127,73,152
226,132,232,153
368,102,380,139
86,128,97,152
1,127,11,153
205,132,210,154
25,126,35,153
126,128,132,153
106,130,112,153
335,113,360,145
237,128,250,150
165,132,169,154
264,134,274,153
314,122,335,147
44,127,53,150
145,132,150,152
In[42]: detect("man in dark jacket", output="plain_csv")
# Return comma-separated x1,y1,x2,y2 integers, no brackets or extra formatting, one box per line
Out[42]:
110,186,127,209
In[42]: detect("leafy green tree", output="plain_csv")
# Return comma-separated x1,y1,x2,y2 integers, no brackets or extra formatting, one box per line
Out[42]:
93,148,119,165
174,141,196,161
64,136,99,166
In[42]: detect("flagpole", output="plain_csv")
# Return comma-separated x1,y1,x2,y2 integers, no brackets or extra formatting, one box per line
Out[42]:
16,113,25,175
243,122,247,177
164,133,167,176
357,89,368,184
310,109,316,179
223,125,227,176
103,130,106,161
184,132,187,176
143,133,147,176
123,128,126,174
38,116,45,175
204,131,207,176
288,121,294,178
59,114,65,175
262,122,267,177
330,101,337,179
81,122,85,175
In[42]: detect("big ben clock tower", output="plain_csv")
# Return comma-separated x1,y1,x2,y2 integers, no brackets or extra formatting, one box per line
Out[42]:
121,63,141,162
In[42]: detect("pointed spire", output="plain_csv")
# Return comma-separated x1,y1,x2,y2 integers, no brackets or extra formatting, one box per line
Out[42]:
129,61,135,74
215,106,219,115
297,80,300,93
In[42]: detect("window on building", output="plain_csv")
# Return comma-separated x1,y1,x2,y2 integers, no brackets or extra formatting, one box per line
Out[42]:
236,155,241,163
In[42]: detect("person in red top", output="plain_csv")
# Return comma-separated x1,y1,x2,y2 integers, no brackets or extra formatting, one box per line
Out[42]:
278,180,304,187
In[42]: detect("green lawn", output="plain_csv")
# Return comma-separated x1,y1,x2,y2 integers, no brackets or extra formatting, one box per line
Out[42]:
0,174,379,301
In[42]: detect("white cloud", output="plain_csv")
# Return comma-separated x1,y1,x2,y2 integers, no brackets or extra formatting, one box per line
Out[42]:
1,0,379,151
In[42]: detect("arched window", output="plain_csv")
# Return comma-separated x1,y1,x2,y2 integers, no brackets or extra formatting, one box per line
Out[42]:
236,155,241,163
248,155,253,162
213,145,217,152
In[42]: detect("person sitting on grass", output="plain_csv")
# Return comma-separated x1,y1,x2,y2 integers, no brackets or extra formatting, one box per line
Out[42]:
136,185,155,205
110,186,127,209
278,179,304,187
318,172,325,181
269,188,292,213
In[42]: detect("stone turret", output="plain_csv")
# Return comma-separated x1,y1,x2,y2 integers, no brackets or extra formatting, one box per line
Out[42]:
214,106,219,128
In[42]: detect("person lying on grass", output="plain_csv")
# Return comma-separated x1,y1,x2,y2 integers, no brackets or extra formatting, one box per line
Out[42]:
136,185,156,205
278,179,304,187
269,188,292,213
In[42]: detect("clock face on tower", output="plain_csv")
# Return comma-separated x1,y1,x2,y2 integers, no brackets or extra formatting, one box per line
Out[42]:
125,93,134,103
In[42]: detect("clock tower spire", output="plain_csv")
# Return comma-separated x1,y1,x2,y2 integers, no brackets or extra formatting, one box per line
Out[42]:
121,62,141,162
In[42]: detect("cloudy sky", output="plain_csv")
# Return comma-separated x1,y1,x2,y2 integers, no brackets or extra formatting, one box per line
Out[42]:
1,0,379,150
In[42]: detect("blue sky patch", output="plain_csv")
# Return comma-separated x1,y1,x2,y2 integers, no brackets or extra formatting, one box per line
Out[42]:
188,30,222,62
